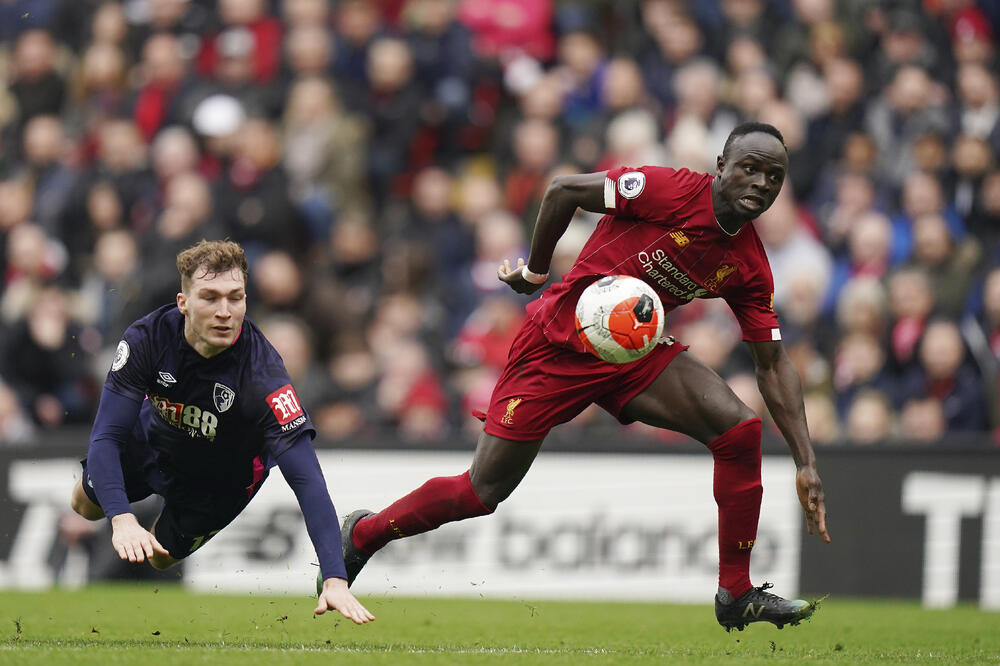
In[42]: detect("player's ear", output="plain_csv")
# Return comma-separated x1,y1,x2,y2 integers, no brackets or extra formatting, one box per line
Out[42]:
176,292,187,315
716,154,725,176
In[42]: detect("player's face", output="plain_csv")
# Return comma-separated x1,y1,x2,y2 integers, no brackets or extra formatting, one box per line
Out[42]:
177,267,247,358
714,133,788,222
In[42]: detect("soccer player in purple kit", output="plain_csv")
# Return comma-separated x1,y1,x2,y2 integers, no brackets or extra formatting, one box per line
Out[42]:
341,122,830,631
69,240,373,625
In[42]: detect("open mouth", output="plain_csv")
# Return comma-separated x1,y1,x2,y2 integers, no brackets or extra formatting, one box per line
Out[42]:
738,195,764,212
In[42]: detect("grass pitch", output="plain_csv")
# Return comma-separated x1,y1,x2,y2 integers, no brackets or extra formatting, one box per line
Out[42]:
1,585,997,664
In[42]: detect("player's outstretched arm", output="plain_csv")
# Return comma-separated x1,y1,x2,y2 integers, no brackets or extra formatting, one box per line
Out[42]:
499,171,608,294
85,388,173,560
748,340,831,543
274,434,374,623
315,577,375,624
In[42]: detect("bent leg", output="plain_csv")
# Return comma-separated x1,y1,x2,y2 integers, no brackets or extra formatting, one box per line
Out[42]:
352,432,543,554
148,483,262,570
620,351,762,597
147,550,181,570
148,514,182,570
468,432,544,508
619,351,756,443
70,479,105,521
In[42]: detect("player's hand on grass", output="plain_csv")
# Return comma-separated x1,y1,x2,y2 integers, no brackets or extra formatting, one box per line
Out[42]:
795,465,830,543
316,577,375,624
498,258,546,295
110,513,170,563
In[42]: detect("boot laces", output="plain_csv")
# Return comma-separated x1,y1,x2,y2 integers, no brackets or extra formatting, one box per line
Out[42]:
747,582,779,603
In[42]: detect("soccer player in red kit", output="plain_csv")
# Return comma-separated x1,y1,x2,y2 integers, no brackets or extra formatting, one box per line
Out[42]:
342,122,831,630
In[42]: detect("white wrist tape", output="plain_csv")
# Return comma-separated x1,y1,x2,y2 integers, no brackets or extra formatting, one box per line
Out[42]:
521,265,549,284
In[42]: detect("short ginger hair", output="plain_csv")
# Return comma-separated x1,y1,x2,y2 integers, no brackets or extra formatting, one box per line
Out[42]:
176,239,249,292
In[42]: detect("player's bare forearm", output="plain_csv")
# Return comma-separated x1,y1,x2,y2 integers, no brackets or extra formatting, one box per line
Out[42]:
499,172,608,294
757,371,814,468
526,172,607,274
749,340,830,542
749,342,814,468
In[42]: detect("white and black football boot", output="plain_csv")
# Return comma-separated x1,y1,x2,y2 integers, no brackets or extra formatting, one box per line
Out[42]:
715,582,818,631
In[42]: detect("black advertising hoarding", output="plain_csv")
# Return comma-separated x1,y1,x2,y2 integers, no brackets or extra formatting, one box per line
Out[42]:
799,448,1000,608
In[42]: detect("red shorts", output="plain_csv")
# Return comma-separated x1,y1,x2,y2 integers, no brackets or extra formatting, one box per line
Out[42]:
483,320,688,441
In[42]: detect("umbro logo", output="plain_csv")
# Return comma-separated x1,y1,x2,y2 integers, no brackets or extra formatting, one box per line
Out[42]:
157,371,177,387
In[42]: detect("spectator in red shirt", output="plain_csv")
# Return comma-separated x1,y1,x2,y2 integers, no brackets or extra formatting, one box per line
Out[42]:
457,0,554,62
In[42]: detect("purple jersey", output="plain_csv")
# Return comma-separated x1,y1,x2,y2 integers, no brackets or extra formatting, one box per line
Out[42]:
106,304,315,493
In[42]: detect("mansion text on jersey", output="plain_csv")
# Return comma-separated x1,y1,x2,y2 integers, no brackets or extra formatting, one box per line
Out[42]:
638,249,709,301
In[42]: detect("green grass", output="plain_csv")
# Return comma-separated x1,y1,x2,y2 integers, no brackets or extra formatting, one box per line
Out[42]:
1,585,997,664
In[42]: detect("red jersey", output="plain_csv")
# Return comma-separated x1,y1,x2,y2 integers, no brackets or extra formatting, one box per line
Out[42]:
526,166,781,352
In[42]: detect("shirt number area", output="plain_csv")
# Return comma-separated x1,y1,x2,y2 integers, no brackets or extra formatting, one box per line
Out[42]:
183,405,219,439
151,396,219,440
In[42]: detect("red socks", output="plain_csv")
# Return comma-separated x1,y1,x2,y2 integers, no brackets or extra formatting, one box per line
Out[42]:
352,422,761,599
352,470,493,554
707,417,763,598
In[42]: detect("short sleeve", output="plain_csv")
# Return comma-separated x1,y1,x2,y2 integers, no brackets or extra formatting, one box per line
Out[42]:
727,293,781,342
724,268,781,343
104,324,152,402
604,166,708,223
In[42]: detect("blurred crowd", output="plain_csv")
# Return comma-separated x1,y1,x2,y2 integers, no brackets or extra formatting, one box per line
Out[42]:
0,0,999,447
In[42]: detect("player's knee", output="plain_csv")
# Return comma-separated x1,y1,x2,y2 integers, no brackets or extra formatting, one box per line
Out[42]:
464,472,506,512
73,503,104,521
470,481,510,511
473,490,499,512
708,416,762,462
149,553,179,570
735,403,758,426
70,485,104,521
712,403,759,442
729,414,762,447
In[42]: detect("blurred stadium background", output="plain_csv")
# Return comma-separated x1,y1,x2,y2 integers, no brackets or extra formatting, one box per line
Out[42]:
0,0,999,611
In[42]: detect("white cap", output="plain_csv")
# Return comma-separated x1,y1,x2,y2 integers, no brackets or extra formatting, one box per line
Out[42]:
503,54,543,96
192,94,246,137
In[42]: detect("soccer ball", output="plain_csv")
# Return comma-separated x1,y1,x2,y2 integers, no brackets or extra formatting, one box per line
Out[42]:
574,275,664,364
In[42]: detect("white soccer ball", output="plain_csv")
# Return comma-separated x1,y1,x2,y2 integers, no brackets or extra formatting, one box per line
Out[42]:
574,275,665,364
